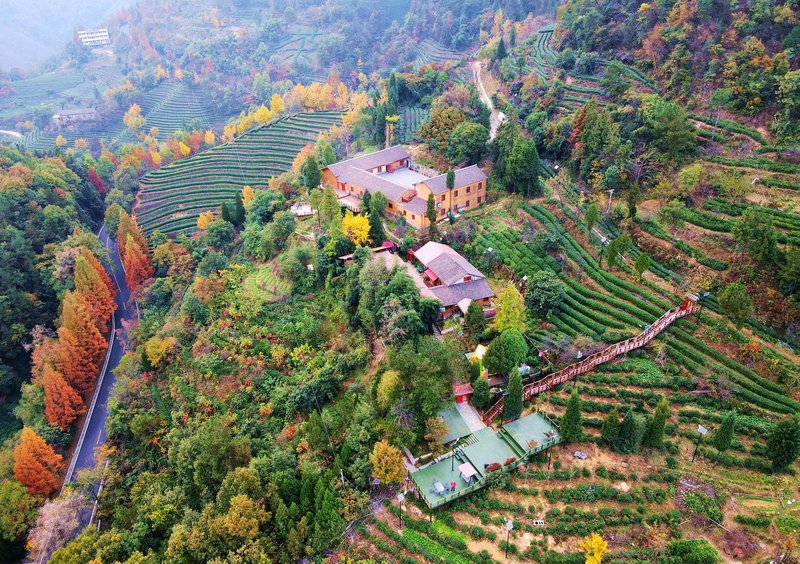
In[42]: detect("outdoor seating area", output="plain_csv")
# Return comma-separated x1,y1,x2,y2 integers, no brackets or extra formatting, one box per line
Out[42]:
410,412,561,508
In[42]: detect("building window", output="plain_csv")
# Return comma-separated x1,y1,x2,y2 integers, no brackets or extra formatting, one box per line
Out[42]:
465,200,470,208
454,190,458,197
478,196,482,204
402,210,406,216
388,202,394,209
411,214,415,220
439,208,446,216
440,195,445,202
466,186,471,194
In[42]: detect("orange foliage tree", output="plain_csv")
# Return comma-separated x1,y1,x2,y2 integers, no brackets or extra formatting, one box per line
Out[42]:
74,248,116,332
58,291,107,396
13,428,62,496
42,365,85,431
123,233,154,294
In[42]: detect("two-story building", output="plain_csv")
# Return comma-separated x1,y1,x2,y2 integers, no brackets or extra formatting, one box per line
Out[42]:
321,146,487,230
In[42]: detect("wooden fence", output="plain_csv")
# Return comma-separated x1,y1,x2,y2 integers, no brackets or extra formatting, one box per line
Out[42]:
482,300,701,423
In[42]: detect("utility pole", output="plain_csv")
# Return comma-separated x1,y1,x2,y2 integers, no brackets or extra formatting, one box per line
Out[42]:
692,425,708,463
607,189,615,215
505,519,513,560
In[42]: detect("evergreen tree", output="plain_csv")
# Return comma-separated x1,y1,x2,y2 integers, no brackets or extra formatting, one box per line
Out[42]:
613,409,644,453
221,202,232,224
472,378,491,410
766,416,800,469
505,137,541,197
510,25,517,47
503,370,523,421
642,397,669,448
361,190,371,213
311,488,344,554
301,155,322,189
446,169,455,191
634,252,651,279
584,203,600,234
464,300,487,337
495,37,507,61
559,390,583,442
712,411,736,452
368,210,385,245
233,192,246,226
600,408,620,445
426,194,438,239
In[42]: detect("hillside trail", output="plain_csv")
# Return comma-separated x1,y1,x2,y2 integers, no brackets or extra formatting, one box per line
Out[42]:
471,60,501,140
0,129,22,138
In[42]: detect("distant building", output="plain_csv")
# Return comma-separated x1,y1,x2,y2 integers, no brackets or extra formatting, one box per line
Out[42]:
321,146,488,230
77,29,111,47
51,108,99,128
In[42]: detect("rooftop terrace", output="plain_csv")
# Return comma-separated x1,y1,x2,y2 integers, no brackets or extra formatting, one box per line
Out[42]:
410,412,561,508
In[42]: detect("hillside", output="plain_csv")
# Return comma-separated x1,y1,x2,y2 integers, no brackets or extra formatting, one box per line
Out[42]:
135,110,341,236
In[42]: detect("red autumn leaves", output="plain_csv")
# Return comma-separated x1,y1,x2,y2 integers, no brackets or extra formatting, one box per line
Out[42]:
34,247,116,432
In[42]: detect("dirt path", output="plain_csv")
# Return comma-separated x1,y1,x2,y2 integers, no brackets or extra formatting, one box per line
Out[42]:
0,129,22,139
471,60,501,140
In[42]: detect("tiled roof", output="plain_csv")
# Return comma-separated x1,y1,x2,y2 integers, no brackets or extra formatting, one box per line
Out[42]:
428,278,495,307
327,145,410,173
414,242,485,285
421,165,488,195
399,196,428,216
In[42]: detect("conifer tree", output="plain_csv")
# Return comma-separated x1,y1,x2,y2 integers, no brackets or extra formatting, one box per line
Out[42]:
712,411,736,452
600,408,620,445
642,397,670,448
42,365,85,431
503,370,523,421
233,192,246,226
13,428,62,496
311,488,344,554
221,202,232,223
766,416,800,469
495,37,507,60
613,409,644,453
472,378,491,409
426,194,438,239
74,252,115,332
59,291,107,396
560,390,583,443
464,300,487,337
123,234,154,294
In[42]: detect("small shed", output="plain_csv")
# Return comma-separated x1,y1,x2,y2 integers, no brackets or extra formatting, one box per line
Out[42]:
453,382,473,404
458,462,479,484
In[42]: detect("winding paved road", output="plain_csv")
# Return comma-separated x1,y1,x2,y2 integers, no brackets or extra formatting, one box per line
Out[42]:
471,60,501,140
61,226,134,520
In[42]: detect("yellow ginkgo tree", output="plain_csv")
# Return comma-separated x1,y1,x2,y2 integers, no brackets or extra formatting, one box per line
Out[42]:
197,210,214,230
342,211,370,246
579,532,609,564
242,185,255,207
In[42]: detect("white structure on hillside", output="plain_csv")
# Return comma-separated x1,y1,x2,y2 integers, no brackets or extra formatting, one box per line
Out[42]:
77,29,111,47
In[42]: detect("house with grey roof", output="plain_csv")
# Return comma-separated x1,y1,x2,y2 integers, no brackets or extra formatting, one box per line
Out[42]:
321,146,488,230
411,242,495,318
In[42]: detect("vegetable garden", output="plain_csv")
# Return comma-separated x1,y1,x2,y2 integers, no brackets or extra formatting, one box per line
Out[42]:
135,110,342,236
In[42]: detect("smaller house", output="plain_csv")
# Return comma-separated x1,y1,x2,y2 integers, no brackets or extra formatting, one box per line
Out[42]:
52,108,99,128
77,29,110,47
453,383,473,404
411,242,494,318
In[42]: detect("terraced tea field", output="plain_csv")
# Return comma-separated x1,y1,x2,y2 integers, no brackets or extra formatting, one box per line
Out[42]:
413,39,465,69
135,110,342,237
396,106,430,143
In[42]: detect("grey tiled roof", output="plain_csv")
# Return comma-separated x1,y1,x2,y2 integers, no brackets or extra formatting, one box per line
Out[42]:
422,165,488,195
399,196,428,216
327,145,410,173
414,241,485,285
428,278,495,307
